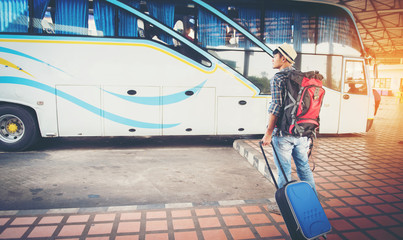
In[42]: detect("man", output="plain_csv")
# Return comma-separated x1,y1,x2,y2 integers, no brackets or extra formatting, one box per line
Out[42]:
261,43,316,195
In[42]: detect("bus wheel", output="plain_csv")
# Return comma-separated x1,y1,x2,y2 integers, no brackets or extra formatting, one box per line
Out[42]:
0,105,39,152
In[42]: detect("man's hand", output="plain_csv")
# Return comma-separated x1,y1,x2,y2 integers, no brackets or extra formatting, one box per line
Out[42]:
261,133,272,146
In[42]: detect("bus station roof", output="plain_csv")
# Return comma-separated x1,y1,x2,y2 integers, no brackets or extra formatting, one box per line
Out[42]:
322,0,403,64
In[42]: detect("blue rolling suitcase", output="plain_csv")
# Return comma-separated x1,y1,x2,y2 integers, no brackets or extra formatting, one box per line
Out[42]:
260,142,331,240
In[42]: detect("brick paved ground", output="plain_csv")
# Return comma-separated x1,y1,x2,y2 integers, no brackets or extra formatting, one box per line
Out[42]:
0,97,402,240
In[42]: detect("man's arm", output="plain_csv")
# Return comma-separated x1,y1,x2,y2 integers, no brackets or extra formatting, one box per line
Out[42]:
261,113,278,146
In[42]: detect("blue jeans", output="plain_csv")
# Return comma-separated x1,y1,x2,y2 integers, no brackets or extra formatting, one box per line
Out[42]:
272,134,316,193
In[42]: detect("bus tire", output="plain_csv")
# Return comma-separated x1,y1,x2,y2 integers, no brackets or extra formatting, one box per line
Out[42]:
0,105,40,152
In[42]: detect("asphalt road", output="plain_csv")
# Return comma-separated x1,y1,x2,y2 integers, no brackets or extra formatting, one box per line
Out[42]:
0,136,275,211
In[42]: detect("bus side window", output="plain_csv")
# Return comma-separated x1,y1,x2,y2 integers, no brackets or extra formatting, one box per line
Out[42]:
196,4,273,94
344,61,367,95
0,0,28,33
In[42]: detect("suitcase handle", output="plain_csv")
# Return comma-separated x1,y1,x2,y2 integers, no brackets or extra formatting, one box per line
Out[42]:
259,141,290,189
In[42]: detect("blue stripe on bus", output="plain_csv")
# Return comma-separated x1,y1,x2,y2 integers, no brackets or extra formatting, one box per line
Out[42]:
103,80,207,105
0,76,179,129
0,46,66,73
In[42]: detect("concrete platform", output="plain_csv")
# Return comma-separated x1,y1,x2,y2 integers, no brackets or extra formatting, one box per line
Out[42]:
0,97,402,240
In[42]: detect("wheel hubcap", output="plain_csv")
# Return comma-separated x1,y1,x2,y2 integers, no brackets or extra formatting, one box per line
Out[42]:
0,114,25,143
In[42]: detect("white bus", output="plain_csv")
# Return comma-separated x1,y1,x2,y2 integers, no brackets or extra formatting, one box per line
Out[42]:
0,0,375,151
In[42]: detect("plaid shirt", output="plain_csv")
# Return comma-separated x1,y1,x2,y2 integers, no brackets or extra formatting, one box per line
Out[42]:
267,66,295,117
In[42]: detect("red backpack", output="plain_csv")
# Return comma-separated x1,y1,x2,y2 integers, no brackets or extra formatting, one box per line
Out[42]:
277,70,325,137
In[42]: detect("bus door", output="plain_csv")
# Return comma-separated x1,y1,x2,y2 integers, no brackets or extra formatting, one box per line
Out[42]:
338,59,369,133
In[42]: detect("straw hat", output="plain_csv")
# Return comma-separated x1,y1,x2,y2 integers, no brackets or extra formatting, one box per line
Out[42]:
273,43,297,64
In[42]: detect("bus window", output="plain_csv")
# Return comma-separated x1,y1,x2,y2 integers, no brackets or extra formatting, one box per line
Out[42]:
344,61,367,95
198,5,273,95
0,0,29,33
264,9,292,46
147,0,175,45
54,0,89,35
316,10,362,56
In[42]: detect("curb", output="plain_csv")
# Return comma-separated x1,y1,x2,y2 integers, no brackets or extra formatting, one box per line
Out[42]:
233,139,279,186
0,198,275,217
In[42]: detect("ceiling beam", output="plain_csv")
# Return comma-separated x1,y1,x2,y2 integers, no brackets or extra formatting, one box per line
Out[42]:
356,8,403,14
362,26,403,31
378,8,403,14
366,0,396,55
338,0,387,54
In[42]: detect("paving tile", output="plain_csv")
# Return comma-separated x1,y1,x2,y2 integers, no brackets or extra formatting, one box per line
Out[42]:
146,211,166,219
325,198,346,207
334,207,362,217
361,196,385,204
195,208,216,216
117,221,141,233
342,175,360,182
202,229,227,240
366,229,399,240
223,215,246,226
146,220,168,231
172,218,195,230
218,207,239,215
120,212,141,221
269,212,285,223
330,189,352,197
94,213,116,222
28,225,57,238
374,203,401,213
0,227,29,239
326,176,344,182
145,233,169,240
10,217,36,225
58,225,86,237
350,217,379,229
66,215,90,223
347,188,370,196
341,197,366,206
319,183,340,190
0,218,10,226
246,213,270,224
229,227,255,240
364,187,386,195
255,225,282,238
370,215,399,227
86,237,109,240
198,217,221,228
279,224,289,236
368,180,388,187
378,194,401,203
389,226,403,238
115,235,139,240
240,205,262,213
342,231,371,240
330,219,356,231
355,205,382,215
171,210,192,218
324,209,341,219
39,216,64,224
390,213,403,222
88,223,113,235
174,231,198,240
335,182,357,189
